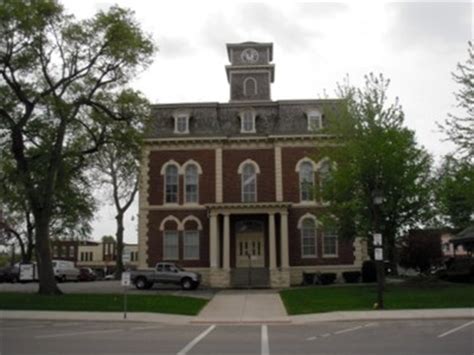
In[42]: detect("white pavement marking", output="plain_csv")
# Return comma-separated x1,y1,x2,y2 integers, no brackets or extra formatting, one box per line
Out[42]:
307,323,378,340
306,336,317,341
130,325,164,331
437,320,474,338
261,325,270,355
177,325,215,355
334,325,363,335
35,328,122,339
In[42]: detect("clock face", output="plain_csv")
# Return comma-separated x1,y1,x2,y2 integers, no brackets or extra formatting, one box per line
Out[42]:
241,48,259,63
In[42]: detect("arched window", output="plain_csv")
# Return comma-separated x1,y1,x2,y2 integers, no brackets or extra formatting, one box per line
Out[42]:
182,216,202,260
242,163,257,202
299,216,317,258
164,165,179,203
300,162,314,201
184,164,199,203
161,216,180,261
318,159,332,190
243,77,258,96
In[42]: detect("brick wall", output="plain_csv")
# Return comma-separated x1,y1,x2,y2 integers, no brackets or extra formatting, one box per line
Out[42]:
287,208,355,266
147,210,209,268
148,150,215,205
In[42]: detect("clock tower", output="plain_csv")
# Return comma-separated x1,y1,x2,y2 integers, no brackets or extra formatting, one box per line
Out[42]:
226,42,275,102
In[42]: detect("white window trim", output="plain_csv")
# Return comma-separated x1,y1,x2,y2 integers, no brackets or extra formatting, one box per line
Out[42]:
161,161,180,205
163,230,179,261
322,229,339,258
306,110,323,131
183,162,201,204
183,230,200,260
240,111,257,133
174,114,190,134
299,217,318,258
159,215,183,231
238,159,260,203
182,215,203,231
297,159,316,202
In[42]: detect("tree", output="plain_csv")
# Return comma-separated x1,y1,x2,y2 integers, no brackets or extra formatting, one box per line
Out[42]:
93,96,148,278
399,230,443,274
439,41,474,161
320,73,434,269
0,1,155,294
435,156,474,230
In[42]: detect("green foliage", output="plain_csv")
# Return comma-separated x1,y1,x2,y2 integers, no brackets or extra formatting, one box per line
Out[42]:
398,231,443,274
439,41,474,161
0,0,156,294
435,156,474,229
280,283,474,315
0,292,208,315
320,74,434,262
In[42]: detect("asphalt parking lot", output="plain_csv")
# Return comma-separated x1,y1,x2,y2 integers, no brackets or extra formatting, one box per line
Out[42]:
1,318,473,354
0,280,216,299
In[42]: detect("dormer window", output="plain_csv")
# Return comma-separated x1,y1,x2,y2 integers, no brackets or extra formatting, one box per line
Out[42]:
240,111,256,133
174,115,189,134
307,110,322,131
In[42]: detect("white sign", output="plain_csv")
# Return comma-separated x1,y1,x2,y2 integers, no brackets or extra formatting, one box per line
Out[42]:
122,251,131,264
373,233,383,246
374,247,383,261
121,272,131,287
19,263,37,281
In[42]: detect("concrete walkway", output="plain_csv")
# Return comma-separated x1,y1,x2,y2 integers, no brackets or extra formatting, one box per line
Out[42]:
192,289,290,324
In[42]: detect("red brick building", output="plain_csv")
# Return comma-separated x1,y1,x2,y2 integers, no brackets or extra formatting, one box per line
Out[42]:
138,42,367,287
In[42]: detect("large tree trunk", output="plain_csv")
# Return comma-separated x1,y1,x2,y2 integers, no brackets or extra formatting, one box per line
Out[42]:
35,211,61,295
114,212,124,279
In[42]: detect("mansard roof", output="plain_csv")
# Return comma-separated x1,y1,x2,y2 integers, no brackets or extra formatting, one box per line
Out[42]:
145,99,343,139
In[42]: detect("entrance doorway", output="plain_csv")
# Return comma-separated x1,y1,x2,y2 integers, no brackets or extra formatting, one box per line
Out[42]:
235,220,265,268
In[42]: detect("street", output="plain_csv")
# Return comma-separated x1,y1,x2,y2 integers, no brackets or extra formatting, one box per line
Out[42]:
1,318,473,354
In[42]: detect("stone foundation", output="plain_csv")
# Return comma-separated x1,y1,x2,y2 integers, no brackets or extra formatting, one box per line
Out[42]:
270,268,290,288
289,265,361,286
209,268,231,288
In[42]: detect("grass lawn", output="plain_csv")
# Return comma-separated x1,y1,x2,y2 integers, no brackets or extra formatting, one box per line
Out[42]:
0,292,208,316
280,282,474,315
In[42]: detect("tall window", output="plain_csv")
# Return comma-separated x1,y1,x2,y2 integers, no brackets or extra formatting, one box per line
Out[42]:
163,230,179,260
301,218,317,257
308,113,322,131
300,161,314,201
165,165,178,203
183,230,200,260
323,227,338,256
184,164,199,203
242,163,257,202
318,160,332,190
241,112,255,133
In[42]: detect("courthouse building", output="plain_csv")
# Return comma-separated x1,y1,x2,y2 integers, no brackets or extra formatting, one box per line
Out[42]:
138,42,367,287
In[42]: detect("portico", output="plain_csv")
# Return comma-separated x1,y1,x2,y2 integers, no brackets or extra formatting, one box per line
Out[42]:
206,202,291,288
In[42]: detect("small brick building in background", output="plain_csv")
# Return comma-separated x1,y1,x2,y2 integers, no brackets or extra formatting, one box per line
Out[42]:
138,42,368,287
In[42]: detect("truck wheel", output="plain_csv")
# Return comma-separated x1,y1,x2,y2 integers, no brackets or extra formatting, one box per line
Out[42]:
135,277,147,290
181,277,193,290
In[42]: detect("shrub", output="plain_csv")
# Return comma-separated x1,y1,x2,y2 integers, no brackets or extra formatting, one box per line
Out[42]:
320,273,337,285
362,260,377,282
342,271,361,283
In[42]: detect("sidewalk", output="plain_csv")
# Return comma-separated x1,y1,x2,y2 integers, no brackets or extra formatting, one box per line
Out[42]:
192,289,290,324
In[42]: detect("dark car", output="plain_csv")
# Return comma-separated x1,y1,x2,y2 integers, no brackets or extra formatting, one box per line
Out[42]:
0,265,20,283
78,267,97,282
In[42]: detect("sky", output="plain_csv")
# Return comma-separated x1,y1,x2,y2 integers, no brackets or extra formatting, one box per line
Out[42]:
60,1,473,244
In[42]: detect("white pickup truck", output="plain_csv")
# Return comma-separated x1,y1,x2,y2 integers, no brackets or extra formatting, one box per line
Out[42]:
130,262,201,290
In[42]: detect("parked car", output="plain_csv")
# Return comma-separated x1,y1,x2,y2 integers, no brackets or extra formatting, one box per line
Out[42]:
52,260,80,282
436,257,474,282
130,262,201,290
78,267,96,282
0,265,20,283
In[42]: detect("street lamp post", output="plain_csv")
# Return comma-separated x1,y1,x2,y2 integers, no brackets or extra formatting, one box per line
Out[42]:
372,189,385,310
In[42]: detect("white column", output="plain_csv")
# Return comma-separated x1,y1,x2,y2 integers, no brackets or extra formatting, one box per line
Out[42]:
223,213,230,270
210,213,218,268
269,213,277,269
280,212,289,268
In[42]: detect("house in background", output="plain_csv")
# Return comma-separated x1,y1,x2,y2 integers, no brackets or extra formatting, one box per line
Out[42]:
137,41,368,288
50,239,139,276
